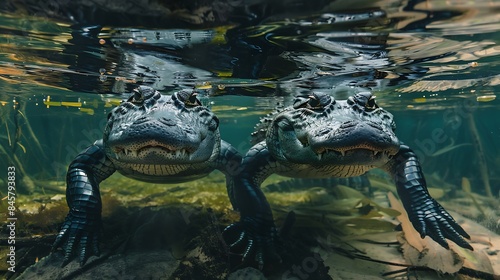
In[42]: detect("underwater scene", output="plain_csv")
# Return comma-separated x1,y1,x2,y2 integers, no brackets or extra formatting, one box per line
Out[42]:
1,0,500,279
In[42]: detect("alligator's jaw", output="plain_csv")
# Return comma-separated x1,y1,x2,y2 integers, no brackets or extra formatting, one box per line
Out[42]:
116,162,192,177
273,118,399,166
114,147,189,160
315,147,396,161
110,139,194,162
109,139,215,181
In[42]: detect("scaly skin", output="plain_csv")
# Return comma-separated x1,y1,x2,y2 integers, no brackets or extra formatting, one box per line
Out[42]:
225,92,472,268
52,86,241,266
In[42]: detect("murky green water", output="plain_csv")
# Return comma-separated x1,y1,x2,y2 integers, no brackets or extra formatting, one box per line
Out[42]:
1,0,500,279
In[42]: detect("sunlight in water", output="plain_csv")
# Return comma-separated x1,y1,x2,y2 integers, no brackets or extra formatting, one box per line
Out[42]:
1,0,500,279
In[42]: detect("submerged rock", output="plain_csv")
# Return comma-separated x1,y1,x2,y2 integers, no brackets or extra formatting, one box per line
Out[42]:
228,267,266,280
16,205,231,279
18,251,179,280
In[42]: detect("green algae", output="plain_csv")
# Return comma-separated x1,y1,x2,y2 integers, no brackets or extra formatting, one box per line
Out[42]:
98,172,233,213
5,170,500,279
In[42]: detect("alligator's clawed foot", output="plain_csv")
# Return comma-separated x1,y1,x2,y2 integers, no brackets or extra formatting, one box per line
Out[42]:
408,198,473,250
223,217,282,270
52,211,101,267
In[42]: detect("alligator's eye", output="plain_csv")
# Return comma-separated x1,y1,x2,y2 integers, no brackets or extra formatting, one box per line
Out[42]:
293,92,332,110
177,90,202,107
186,92,201,106
353,92,378,110
128,88,144,104
366,95,378,110
128,86,158,105
307,95,321,108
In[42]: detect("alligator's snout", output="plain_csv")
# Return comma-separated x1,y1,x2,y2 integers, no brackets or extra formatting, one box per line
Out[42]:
310,120,399,156
132,116,178,127
109,119,201,150
313,120,382,136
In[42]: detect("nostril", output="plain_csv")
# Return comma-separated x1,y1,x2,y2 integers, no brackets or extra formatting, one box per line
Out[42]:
134,116,150,124
339,121,357,129
158,117,176,126
316,128,330,136
184,127,195,135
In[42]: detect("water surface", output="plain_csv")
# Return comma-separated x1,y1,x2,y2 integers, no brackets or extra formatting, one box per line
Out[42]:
1,0,500,278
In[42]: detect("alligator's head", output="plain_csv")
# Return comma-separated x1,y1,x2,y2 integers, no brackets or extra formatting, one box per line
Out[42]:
103,86,220,181
265,92,400,176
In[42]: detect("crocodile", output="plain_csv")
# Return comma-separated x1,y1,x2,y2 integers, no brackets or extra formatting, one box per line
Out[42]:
52,86,241,266
225,91,473,268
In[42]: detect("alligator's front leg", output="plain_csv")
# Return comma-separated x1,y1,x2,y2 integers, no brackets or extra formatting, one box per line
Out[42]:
384,144,473,250
52,140,116,266
223,142,281,269
216,140,243,207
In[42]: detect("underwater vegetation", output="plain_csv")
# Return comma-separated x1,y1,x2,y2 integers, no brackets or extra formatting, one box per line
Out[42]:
2,169,500,279
0,92,39,194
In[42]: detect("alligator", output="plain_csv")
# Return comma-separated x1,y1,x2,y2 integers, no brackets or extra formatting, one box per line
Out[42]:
52,86,241,266
225,91,473,268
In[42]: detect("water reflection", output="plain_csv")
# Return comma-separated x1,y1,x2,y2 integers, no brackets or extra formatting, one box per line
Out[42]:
0,2,499,102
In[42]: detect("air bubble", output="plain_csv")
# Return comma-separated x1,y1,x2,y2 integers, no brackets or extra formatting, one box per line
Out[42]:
469,62,478,67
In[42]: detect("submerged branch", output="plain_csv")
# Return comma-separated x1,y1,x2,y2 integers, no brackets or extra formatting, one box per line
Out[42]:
467,112,493,197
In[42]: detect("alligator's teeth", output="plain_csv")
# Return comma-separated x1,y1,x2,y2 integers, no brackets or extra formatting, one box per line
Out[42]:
318,153,322,160
373,151,379,156
340,150,345,156
116,153,120,160
131,150,138,157
175,150,181,157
